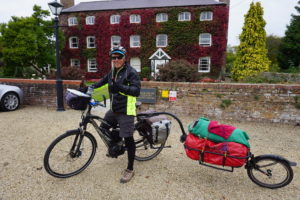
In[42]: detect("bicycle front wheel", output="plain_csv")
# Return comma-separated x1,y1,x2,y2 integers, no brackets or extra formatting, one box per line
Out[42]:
134,129,165,161
247,155,294,189
44,130,97,178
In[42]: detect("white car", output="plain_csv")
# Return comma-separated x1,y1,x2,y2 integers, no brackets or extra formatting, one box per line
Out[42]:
0,84,24,111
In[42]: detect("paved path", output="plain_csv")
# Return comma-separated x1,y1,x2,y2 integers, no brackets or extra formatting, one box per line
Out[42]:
0,106,299,200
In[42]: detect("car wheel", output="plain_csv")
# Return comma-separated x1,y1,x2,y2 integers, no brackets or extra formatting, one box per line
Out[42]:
1,92,20,111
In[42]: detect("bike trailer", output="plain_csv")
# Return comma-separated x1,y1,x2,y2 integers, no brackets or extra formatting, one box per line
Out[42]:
184,133,250,167
188,117,250,148
136,111,171,144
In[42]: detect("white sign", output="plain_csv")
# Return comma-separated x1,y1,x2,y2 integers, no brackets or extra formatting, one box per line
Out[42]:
169,91,177,101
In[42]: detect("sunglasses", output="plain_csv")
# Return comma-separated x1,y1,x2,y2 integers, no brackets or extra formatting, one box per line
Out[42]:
111,56,124,60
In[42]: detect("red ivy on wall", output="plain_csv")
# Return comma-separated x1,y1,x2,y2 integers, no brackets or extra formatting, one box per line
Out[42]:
60,5,229,79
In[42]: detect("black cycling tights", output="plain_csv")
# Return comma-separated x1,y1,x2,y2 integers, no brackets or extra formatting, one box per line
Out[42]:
124,136,136,171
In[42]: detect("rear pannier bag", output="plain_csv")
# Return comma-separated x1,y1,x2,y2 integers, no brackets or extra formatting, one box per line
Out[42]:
184,133,249,167
136,112,171,144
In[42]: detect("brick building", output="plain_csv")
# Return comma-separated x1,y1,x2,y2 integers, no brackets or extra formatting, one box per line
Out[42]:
60,0,230,79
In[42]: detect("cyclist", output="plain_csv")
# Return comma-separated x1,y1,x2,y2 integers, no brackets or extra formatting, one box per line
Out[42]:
90,45,141,183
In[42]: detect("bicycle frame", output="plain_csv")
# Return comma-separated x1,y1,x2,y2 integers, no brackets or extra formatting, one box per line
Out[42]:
77,101,113,148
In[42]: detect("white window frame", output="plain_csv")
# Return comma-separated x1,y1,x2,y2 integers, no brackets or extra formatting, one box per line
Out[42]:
111,35,121,47
88,58,97,72
198,57,211,72
156,13,168,22
178,12,191,21
110,15,120,24
69,37,79,48
200,11,213,21
199,33,212,47
130,57,141,72
86,16,95,25
86,36,96,48
130,35,141,48
70,59,80,67
130,14,141,23
68,17,78,26
156,34,168,47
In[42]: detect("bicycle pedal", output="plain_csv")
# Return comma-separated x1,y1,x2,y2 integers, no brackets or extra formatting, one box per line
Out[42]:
163,145,171,148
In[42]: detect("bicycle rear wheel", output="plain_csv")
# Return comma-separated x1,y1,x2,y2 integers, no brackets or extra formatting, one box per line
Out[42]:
44,130,97,178
247,155,294,189
134,129,165,161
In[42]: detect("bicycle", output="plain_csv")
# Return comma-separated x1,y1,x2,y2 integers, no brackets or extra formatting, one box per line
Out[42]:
44,89,297,189
43,89,176,178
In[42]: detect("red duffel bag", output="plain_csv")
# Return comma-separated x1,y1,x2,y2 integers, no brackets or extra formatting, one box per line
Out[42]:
184,133,249,167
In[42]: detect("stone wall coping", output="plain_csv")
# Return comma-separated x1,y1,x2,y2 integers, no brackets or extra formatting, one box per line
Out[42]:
141,81,300,89
0,78,81,85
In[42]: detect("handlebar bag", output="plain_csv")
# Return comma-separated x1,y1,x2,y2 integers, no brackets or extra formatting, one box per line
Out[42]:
184,133,249,167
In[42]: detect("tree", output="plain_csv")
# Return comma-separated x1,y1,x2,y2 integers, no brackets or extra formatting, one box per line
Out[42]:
266,35,282,72
225,45,237,73
231,2,270,81
278,1,300,71
0,5,55,77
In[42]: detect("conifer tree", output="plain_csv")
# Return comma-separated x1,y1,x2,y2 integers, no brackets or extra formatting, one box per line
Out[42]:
231,2,270,81
278,1,300,71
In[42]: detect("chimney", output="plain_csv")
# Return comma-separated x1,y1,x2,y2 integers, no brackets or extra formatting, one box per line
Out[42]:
218,0,230,7
60,0,75,9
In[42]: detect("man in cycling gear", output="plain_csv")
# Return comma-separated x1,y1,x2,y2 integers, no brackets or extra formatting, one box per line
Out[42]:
91,45,140,183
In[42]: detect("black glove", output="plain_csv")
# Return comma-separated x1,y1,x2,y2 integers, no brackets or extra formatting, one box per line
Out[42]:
78,86,88,93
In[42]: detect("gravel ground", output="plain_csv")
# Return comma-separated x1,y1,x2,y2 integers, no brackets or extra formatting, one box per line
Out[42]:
0,105,299,200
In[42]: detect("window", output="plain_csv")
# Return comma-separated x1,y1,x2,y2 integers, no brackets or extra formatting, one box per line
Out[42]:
69,37,79,48
111,35,121,47
200,11,213,21
156,34,168,47
68,17,78,26
178,12,191,21
199,33,212,46
198,57,211,72
130,57,141,72
70,59,80,67
130,14,141,23
87,36,96,48
130,35,140,48
88,58,97,72
156,13,168,22
110,15,120,24
86,16,95,25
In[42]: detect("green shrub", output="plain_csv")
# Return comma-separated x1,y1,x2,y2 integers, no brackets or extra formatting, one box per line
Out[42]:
158,59,201,82
141,66,151,79
48,66,85,80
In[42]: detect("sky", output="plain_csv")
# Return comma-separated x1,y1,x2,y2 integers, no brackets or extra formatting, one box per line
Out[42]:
0,0,298,46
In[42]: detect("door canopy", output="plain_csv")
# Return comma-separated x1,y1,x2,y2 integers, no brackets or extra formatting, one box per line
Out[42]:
149,48,171,60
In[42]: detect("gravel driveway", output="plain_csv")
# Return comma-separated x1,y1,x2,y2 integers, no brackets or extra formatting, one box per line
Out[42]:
0,106,299,200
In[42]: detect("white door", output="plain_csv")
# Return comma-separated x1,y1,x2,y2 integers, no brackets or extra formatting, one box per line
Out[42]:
154,60,169,79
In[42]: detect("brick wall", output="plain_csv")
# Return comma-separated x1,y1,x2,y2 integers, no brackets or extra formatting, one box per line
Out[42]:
0,79,81,108
1,79,299,124
140,82,300,124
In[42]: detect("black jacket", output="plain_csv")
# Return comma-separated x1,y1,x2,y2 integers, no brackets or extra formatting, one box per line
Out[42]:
92,62,141,114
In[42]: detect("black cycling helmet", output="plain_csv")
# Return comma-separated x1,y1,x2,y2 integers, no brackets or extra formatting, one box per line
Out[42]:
109,43,126,56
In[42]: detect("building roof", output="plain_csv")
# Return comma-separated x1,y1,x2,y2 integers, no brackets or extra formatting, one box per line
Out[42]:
62,0,224,13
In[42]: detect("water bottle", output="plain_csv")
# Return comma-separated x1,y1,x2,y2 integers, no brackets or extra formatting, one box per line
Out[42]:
86,86,94,96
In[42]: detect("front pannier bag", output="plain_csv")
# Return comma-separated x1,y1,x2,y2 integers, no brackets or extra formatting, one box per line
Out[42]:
184,133,249,167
